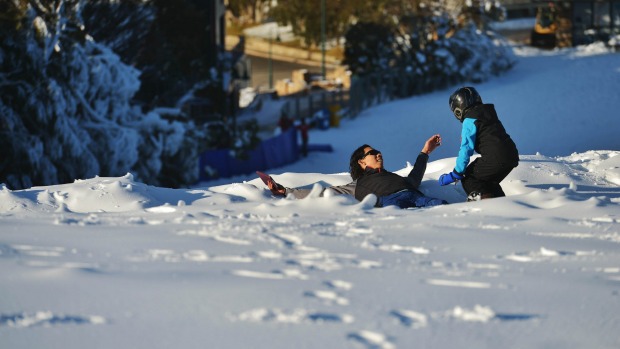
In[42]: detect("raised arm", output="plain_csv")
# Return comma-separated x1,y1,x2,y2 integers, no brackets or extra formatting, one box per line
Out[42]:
408,134,441,188
421,134,442,155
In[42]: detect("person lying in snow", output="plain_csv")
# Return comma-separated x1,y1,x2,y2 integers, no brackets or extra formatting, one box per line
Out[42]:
260,134,448,208
438,87,519,201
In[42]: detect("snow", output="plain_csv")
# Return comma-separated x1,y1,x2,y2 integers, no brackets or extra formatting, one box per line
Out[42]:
1,45,620,348
243,22,296,43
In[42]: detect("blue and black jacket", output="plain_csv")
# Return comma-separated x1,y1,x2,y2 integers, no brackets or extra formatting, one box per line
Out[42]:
455,104,519,174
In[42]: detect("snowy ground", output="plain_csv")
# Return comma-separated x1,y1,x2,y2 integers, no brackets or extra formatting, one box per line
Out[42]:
1,45,619,348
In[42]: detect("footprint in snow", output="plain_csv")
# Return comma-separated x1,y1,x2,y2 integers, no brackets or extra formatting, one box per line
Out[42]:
442,305,541,323
362,240,430,254
231,268,309,280
500,247,596,262
390,306,540,328
324,279,354,291
348,330,395,349
425,278,492,289
304,290,349,306
233,308,354,324
390,310,428,329
0,311,106,328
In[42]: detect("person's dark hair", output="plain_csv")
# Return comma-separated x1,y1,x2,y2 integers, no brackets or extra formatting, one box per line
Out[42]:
350,144,370,180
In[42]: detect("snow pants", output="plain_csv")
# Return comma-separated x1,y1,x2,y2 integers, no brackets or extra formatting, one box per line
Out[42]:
462,157,518,198
378,190,448,209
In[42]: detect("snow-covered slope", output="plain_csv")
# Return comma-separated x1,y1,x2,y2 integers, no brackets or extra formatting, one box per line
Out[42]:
1,45,619,349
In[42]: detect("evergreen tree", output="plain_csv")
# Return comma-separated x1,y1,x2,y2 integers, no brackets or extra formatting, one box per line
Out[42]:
227,0,266,23
344,0,515,99
134,0,217,107
0,0,211,189
270,0,354,48
81,0,155,66
343,22,398,75
1,0,102,188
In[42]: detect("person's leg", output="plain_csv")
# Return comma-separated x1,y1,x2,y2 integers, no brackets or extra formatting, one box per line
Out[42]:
381,191,447,209
462,158,486,195
484,166,513,198
463,158,516,199
414,195,448,207
379,191,408,208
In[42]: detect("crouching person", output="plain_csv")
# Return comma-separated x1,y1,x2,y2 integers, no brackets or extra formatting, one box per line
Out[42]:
439,87,519,201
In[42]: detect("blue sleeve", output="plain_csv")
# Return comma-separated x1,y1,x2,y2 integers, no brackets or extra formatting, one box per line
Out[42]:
454,118,476,174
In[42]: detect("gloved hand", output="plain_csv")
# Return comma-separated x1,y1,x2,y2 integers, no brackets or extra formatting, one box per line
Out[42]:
438,171,463,186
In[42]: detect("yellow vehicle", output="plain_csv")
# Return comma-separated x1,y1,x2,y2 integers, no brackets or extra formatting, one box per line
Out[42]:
530,4,558,48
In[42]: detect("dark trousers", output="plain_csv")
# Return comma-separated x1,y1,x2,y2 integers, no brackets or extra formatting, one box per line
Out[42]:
379,190,448,208
462,158,517,197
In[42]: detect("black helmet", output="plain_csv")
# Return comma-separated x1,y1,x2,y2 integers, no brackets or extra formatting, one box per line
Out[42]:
449,87,482,121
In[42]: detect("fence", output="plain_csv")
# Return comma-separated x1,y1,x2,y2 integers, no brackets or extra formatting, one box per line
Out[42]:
198,127,299,182
279,89,348,123
277,70,430,123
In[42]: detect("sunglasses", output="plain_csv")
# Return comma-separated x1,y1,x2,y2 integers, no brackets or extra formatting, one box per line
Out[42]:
361,149,381,159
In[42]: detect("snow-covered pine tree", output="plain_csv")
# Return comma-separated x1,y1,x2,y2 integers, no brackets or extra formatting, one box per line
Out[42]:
81,0,155,66
0,0,208,189
343,0,515,99
1,1,101,188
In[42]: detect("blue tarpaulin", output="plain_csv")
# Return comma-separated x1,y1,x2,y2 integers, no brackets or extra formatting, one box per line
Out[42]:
198,128,300,181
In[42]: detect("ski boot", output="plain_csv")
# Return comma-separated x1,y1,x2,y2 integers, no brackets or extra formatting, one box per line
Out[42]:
466,191,481,202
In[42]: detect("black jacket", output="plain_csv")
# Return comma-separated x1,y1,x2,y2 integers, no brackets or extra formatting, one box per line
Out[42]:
465,104,519,165
354,152,428,202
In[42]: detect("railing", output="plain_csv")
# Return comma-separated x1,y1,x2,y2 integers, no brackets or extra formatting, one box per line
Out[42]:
278,70,429,123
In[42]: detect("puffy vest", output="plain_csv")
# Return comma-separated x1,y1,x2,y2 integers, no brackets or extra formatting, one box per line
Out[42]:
465,104,519,164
